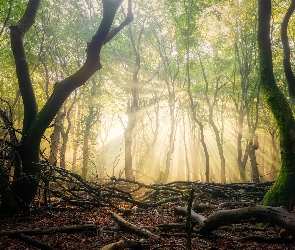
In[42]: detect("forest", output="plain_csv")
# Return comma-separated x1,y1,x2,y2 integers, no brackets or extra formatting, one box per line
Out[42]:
2,0,295,249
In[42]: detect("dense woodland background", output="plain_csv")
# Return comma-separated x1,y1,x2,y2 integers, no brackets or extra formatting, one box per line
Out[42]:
0,0,287,185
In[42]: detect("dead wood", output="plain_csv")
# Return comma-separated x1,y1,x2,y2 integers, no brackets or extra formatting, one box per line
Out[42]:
144,223,186,231
0,224,99,236
100,239,143,250
218,201,252,209
111,212,160,240
175,204,295,236
38,166,275,215
192,203,215,212
233,235,293,243
13,234,58,250
199,205,295,234
174,206,206,224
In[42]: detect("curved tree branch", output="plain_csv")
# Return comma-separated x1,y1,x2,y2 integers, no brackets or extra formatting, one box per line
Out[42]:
281,0,295,104
199,205,295,235
29,0,131,143
176,205,295,236
9,0,40,134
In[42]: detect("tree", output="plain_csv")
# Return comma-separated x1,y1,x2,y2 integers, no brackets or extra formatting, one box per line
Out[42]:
258,0,295,209
123,15,145,180
228,1,259,182
0,0,133,213
181,0,210,182
81,79,100,180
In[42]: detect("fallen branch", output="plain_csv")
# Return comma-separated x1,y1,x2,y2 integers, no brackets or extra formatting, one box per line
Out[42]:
111,213,160,240
233,235,292,243
174,206,206,225
14,234,57,250
175,205,295,236
144,223,186,231
199,205,295,234
100,239,143,250
0,224,99,236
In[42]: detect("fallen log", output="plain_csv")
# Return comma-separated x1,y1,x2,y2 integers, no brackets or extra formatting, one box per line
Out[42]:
14,234,57,250
0,224,99,236
100,239,143,250
174,206,206,224
199,205,295,234
175,205,295,236
111,213,160,240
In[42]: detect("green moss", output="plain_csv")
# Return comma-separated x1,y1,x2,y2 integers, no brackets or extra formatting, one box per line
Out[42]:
263,171,295,210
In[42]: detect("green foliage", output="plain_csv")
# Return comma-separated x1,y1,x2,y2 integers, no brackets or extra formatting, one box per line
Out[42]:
0,0,289,187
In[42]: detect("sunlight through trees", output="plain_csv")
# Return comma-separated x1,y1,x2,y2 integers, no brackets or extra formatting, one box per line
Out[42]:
2,0,295,212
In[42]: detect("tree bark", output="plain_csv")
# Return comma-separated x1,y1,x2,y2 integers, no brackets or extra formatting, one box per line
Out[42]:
258,0,295,209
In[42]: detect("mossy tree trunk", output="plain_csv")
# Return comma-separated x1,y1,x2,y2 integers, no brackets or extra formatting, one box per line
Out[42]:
258,0,295,210
1,0,133,214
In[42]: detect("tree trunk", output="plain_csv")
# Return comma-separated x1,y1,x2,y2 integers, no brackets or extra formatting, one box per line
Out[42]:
237,107,245,182
60,100,76,169
147,94,160,181
49,111,64,166
124,18,144,180
98,146,107,179
249,134,260,183
72,140,79,173
199,54,226,183
82,106,94,180
258,0,295,209
162,108,176,183
186,44,210,182
124,95,138,180
1,0,132,213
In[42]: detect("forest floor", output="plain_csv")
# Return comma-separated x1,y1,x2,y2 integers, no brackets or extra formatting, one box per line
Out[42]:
1,179,295,250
